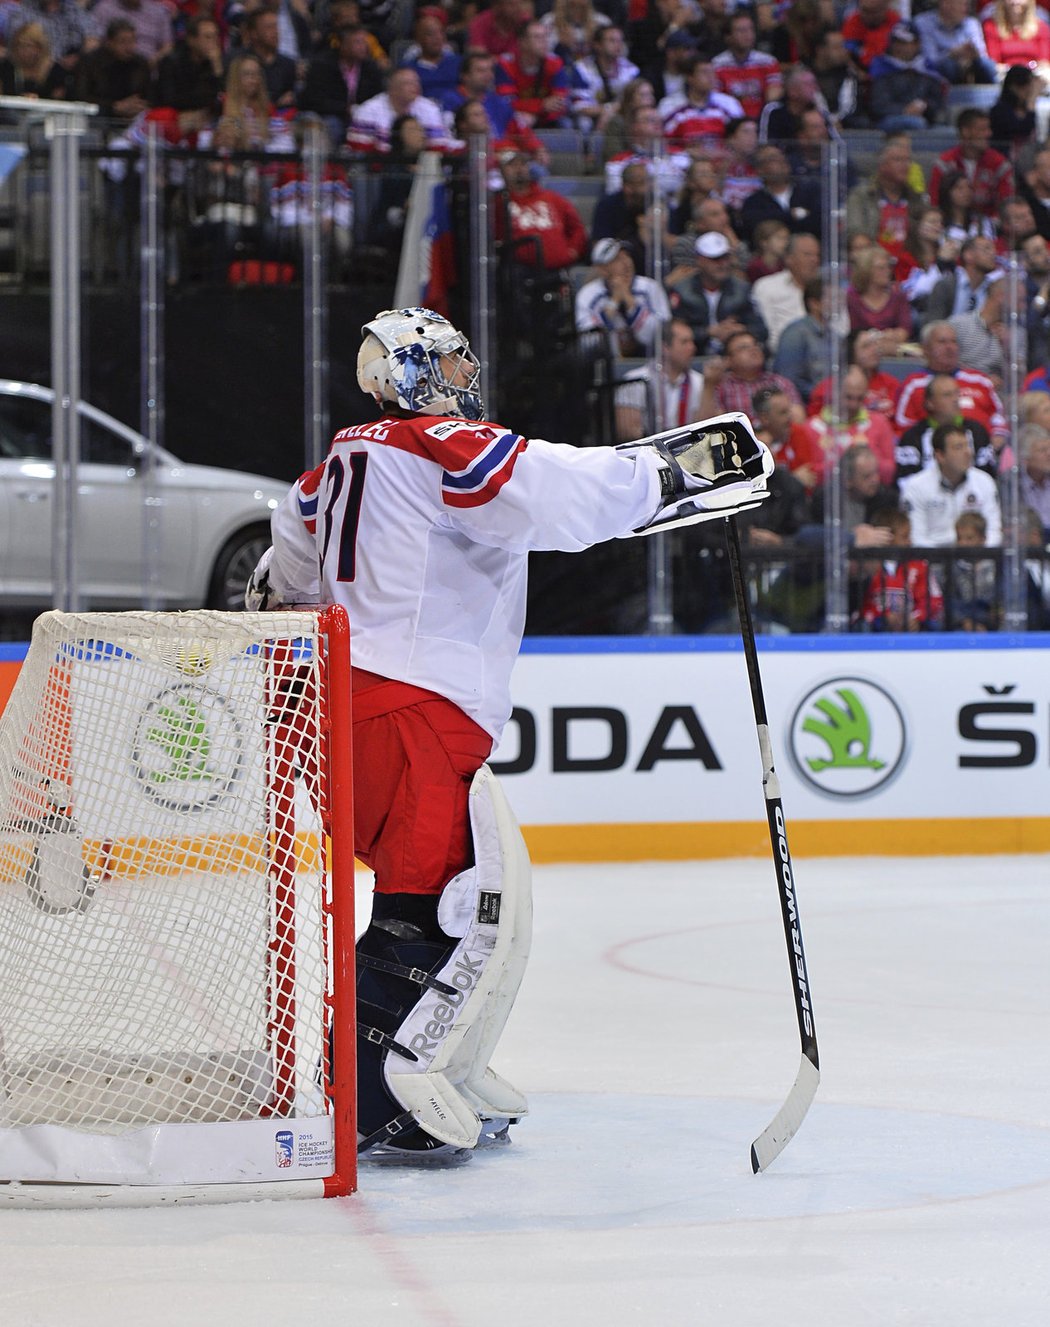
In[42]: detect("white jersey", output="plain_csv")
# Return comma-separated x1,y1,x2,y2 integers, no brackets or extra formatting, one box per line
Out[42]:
267,412,662,739
899,463,1002,548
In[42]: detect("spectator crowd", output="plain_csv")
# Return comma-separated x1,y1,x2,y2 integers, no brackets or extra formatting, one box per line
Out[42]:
2,0,1050,629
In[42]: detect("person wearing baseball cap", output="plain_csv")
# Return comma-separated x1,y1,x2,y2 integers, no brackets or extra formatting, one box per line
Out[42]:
868,19,949,132
667,231,769,355
575,237,671,357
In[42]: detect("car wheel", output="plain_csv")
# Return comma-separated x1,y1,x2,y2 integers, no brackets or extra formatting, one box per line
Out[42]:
207,524,271,611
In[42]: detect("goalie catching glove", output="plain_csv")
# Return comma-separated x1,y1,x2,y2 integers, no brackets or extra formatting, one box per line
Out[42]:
619,411,774,536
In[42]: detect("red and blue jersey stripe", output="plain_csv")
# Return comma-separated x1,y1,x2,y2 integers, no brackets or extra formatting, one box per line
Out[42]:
440,429,526,508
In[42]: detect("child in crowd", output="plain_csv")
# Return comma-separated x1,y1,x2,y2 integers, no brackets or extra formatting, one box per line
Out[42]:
859,507,943,632
950,510,998,632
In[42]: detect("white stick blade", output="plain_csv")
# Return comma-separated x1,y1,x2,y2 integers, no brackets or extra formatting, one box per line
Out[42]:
750,1055,820,1173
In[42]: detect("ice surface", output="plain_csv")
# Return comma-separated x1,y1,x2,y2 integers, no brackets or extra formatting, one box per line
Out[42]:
1,854,1048,1326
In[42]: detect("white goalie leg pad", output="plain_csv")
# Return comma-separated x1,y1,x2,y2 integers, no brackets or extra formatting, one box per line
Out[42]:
384,765,533,1143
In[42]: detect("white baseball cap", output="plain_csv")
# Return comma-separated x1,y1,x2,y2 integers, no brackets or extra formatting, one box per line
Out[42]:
695,231,731,259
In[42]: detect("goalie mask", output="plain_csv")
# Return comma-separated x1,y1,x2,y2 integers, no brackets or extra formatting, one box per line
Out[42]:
357,307,485,421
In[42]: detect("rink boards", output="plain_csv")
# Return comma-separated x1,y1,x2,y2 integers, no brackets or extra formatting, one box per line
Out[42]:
3,635,1049,861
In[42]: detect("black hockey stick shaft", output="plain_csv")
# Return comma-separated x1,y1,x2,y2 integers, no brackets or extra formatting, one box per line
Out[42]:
724,517,819,1168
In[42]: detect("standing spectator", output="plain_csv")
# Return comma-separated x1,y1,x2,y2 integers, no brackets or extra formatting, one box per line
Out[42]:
299,23,383,146
495,147,588,272
928,110,1012,222
714,329,801,423
867,22,949,132
711,10,782,120
752,231,822,352
982,0,1050,79
15,0,94,69
738,142,822,247
843,0,902,72
924,234,1001,325
989,63,1040,154
895,372,997,479
236,6,297,108
75,18,150,124
895,321,1007,441
1020,424,1050,534
615,316,718,440
845,135,927,257
348,66,451,153
575,237,671,358
399,6,459,105
659,55,744,151
0,21,68,98
801,364,899,487
914,0,997,85
89,0,172,66
496,19,572,130
572,25,639,133
468,0,529,62
858,507,944,632
808,326,904,426
846,244,914,352
154,16,224,125
773,276,831,405
667,231,769,354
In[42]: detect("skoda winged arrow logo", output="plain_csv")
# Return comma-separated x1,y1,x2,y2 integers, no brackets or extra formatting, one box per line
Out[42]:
789,677,907,799
131,684,243,811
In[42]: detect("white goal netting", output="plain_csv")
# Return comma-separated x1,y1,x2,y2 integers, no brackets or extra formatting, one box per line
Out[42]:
0,610,354,1197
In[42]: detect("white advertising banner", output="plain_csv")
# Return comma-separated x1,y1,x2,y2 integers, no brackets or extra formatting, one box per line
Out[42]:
490,637,1050,857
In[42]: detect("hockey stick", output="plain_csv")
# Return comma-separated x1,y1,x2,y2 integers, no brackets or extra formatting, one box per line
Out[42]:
724,516,819,1173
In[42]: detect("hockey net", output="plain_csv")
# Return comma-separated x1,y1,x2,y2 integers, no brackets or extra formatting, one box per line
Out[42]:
0,608,355,1205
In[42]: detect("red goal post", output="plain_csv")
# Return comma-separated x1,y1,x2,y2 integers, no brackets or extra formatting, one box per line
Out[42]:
0,607,356,1206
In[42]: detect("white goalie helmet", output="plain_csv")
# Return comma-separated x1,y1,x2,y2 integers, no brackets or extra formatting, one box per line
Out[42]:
357,307,485,421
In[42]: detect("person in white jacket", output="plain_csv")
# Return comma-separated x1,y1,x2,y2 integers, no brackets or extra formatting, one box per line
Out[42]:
900,420,1002,548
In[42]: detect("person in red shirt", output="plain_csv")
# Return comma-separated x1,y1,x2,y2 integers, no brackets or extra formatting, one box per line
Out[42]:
467,0,530,62
928,109,1013,221
842,0,902,70
494,148,588,270
983,0,1050,78
859,507,944,631
753,383,825,492
495,18,572,128
894,320,1007,441
711,11,782,119
808,326,902,429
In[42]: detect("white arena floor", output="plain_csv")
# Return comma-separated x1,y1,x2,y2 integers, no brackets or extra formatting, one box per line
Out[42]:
1,853,1048,1327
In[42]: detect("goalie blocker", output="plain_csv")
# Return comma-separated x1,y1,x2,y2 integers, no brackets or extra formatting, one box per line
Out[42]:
619,412,773,536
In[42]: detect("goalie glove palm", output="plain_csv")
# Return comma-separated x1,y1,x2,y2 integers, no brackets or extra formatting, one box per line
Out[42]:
621,412,774,536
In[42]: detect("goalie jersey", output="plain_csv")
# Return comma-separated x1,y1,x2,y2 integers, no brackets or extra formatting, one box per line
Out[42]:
268,412,661,740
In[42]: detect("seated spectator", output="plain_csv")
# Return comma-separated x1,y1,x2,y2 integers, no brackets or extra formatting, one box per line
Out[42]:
846,135,926,257
843,0,901,75
495,147,588,272
914,0,997,84
75,18,150,127
660,54,744,151
184,113,264,279
868,22,949,132
858,506,944,631
1024,506,1050,626
604,105,691,201
899,206,959,316
233,6,296,108
666,194,744,282
753,231,822,352
441,51,517,144
895,319,1007,442
738,143,822,247
711,10,782,121
1024,233,1050,369
746,217,789,282
810,27,863,130
768,0,833,67
572,25,640,133
348,66,450,153
0,21,68,99
1020,423,1050,534
997,196,1038,258
900,421,1003,547
982,0,1050,79
299,23,383,147
713,329,801,424
808,326,904,426
757,65,834,144
805,443,902,544
591,159,652,257
467,0,528,63
773,276,831,405
667,231,769,355
575,237,671,358
949,509,997,631
541,0,609,67
639,28,696,108
929,110,1012,222
847,244,915,351
753,383,825,492
90,0,172,67
364,111,425,266
719,117,761,214
614,316,717,441
496,18,572,130
937,170,997,249
667,154,719,234
600,75,655,163
18,0,94,69
895,372,997,479
1018,144,1050,245
785,106,855,189
398,6,459,104
924,234,1001,326
269,115,353,272
949,271,1008,383
989,63,1040,154
801,363,899,487
218,51,282,149
154,16,224,129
